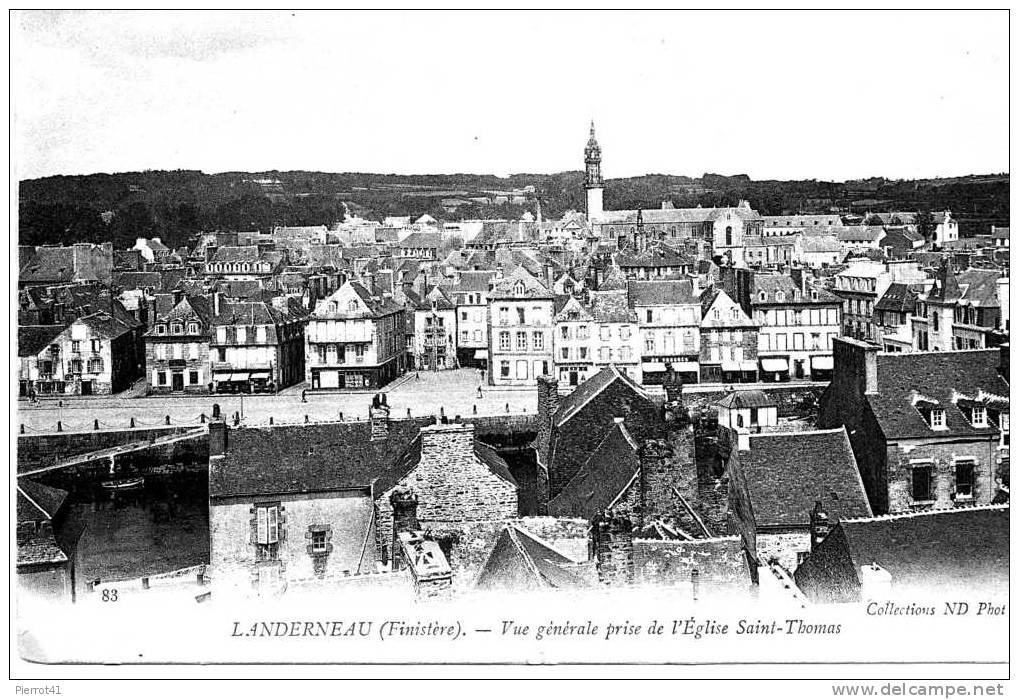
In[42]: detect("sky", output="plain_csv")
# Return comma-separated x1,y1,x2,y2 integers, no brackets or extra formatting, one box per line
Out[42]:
12,10,1010,182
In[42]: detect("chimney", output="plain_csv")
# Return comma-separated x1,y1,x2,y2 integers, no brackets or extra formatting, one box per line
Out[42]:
420,421,475,465
213,291,222,316
209,416,228,457
389,486,419,571
535,375,560,464
397,531,453,599
735,426,751,452
809,500,831,552
638,438,676,527
369,393,390,441
592,510,634,587
832,337,879,396
663,362,685,410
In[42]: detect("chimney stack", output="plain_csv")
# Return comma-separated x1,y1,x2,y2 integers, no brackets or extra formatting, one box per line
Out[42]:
209,416,228,457
397,531,453,599
419,421,475,465
592,510,634,587
389,486,419,571
369,393,391,441
213,290,222,317
809,500,831,552
638,438,677,527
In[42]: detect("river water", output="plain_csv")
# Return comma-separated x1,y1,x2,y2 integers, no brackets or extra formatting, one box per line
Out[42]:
60,471,210,592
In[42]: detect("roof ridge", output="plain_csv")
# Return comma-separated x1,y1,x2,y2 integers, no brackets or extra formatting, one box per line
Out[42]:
841,503,1009,524
749,426,846,439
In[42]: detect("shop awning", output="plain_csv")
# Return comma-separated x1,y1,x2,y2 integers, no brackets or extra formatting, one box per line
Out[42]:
213,370,233,377
230,372,250,382
760,358,788,373
720,361,740,372
474,350,489,359
810,355,834,370
249,371,271,380
671,361,700,372
739,360,758,371
642,362,667,372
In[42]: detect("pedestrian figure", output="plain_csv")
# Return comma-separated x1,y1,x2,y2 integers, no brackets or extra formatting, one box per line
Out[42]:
477,386,483,399
416,371,420,380
301,389,307,403
481,369,486,382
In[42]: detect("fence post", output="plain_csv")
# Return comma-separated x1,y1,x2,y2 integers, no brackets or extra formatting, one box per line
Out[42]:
130,417,136,428
473,404,477,414
269,416,274,425
166,415,171,425
305,415,309,423
94,419,99,430
407,408,411,418
20,424,25,434
200,413,206,423
56,421,62,432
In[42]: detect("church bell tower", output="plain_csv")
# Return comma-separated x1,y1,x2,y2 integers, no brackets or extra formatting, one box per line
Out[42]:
584,121,604,221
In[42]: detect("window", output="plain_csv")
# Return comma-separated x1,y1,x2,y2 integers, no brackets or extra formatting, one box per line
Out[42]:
499,307,509,325
970,406,987,428
173,343,183,360
911,464,933,501
189,370,199,385
255,504,280,560
561,326,570,340
189,322,199,334
461,311,468,321
932,312,939,331
645,335,655,352
725,226,733,246
499,331,510,351
532,332,543,350
237,327,247,343
461,330,469,343
218,348,227,362
158,371,167,386
347,300,357,312
500,361,510,377
515,332,527,350
172,324,183,335
954,461,975,499
156,344,167,360
561,347,569,360
91,339,101,353
620,326,631,340
189,343,199,359
217,327,227,344
930,409,946,430
517,307,526,324
71,340,81,353
317,345,327,363
311,530,328,553
793,333,804,350
87,357,103,373
619,347,630,361
256,326,266,343
156,325,166,335
579,347,588,360
646,310,653,323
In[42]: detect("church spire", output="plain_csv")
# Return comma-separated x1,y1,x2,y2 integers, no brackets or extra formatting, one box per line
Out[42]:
584,120,604,221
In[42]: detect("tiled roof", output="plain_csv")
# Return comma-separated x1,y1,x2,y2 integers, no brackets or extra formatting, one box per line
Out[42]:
475,525,589,591
615,244,692,268
797,235,843,253
835,226,884,242
587,290,636,323
741,428,873,528
399,230,443,249
547,421,640,520
78,311,135,340
837,505,1009,592
18,325,65,357
715,390,775,410
958,268,1003,307
867,350,1009,438
210,418,433,498
489,268,553,299
752,274,840,304
19,247,75,284
17,480,69,521
626,279,698,307
874,283,920,314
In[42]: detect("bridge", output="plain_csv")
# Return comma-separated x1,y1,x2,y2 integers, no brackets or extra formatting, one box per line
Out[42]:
18,427,208,478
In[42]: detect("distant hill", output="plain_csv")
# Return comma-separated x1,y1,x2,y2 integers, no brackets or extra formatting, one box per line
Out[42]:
17,170,1009,249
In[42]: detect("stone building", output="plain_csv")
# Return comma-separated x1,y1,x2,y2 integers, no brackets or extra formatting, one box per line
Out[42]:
911,263,1008,352
447,270,497,370
145,294,212,394
629,279,702,385
211,295,308,394
832,260,926,342
698,287,759,384
487,268,554,387
305,281,407,390
203,245,286,281
36,312,144,396
552,290,641,388
411,287,458,371
725,427,872,572
373,421,519,565
818,338,1010,515
17,480,81,602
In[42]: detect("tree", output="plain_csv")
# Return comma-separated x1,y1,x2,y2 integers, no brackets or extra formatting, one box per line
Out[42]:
915,210,936,243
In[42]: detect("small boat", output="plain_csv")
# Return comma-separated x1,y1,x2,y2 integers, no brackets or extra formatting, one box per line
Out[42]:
100,476,145,490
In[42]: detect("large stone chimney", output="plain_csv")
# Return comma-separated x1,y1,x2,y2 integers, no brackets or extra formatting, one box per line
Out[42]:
369,393,390,441
389,486,419,571
638,438,676,527
592,510,634,587
397,531,453,599
535,375,560,459
832,337,879,397
420,421,475,466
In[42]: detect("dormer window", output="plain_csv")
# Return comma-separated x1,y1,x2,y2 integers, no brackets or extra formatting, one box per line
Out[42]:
513,281,526,295
969,405,987,428
811,290,819,301
156,324,166,335
347,300,357,312
775,291,785,302
171,324,183,335
759,291,767,302
930,408,946,430
188,323,199,334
